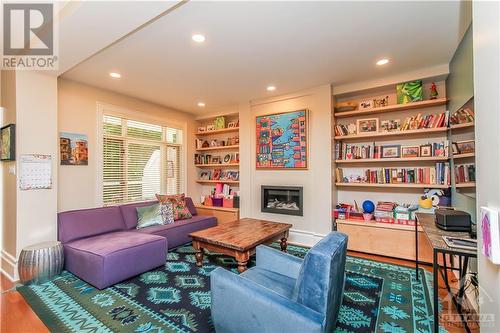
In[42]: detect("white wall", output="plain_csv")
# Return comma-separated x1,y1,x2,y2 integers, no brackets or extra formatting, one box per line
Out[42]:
58,79,198,212
0,71,58,281
239,85,332,246
473,2,500,330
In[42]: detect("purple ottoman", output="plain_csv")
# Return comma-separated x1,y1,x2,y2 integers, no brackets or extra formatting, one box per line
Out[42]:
64,231,166,289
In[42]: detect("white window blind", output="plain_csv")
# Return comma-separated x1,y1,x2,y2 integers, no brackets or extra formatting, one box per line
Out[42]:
102,115,183,205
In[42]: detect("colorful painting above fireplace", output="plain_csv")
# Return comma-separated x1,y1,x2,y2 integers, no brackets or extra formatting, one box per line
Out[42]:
256,109,308,169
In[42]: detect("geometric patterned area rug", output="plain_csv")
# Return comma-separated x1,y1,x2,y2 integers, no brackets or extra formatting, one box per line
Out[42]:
17,243,444,333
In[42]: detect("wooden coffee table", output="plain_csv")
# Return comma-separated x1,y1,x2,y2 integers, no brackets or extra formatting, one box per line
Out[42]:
189,218,292,273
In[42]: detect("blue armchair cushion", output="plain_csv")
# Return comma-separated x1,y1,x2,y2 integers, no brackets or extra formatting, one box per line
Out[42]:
240,267,296,299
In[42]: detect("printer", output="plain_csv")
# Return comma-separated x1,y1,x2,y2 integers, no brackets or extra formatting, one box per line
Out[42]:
435,209,471,232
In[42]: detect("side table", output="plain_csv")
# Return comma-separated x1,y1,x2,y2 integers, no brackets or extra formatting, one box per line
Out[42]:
18,241,64,285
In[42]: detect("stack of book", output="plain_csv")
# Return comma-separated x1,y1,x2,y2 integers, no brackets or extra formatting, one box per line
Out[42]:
454,164,475,184
400,111,449,130
335,162,450,185
334,124,353,137
450,108,475,125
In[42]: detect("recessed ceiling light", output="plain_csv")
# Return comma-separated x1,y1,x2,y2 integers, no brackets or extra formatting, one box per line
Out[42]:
376,58,389,66
109,72,121,78
192,34,206,43
266,85,276,91
197,102,205,107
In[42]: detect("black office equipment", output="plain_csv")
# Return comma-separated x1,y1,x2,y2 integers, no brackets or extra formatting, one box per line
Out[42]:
435,209,471,231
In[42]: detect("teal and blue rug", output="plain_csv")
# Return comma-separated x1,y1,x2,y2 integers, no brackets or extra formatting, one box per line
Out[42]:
17,243,443,332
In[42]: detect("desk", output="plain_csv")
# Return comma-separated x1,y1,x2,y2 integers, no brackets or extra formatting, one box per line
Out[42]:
415,213,477,333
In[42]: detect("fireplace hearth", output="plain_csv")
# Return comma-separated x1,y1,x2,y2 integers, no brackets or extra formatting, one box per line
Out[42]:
261,186,303,216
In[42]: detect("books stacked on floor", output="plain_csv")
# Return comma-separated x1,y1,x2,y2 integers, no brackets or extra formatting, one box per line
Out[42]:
454,163,476,184
400,111,449,130
335,162,450,185
450,108,475,125
334,141,449,160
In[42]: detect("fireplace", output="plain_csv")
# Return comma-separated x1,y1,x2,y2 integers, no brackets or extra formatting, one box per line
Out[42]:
261,186,303,216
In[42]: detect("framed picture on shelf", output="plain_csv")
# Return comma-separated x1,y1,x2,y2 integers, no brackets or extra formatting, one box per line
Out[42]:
452,142,460,155
211,156,221,164
359,100,373,110
381,119,401,132
420,144,432,157
200,171,211,180
214,116,225,130
356,118,379,135
401,145,419,158
456,140,475,154
396,80,423,104
381,145,401,158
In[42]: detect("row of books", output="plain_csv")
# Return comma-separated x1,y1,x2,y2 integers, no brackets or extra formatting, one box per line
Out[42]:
450,108,475,125
455,164,476,183
334,141,449,160
335,163,450,185
400,111,449,130
334,124,354,137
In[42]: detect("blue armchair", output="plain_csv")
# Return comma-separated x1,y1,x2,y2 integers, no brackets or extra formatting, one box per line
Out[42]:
210,232,348,333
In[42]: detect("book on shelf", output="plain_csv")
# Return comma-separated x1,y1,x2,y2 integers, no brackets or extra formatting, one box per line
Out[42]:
334,140,449,160
454,163,476,183
450,108,475,125
335,162,450,185
400,110,449,130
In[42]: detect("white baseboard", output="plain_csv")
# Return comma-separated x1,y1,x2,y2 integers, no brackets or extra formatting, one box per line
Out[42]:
1,250,18,282
288,229,326,247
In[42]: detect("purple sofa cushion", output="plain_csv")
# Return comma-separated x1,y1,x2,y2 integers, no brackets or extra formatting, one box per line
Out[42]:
134,215,216,249
185,197,198,216
64,231,167,289
119,200,158,229
58,206,125,244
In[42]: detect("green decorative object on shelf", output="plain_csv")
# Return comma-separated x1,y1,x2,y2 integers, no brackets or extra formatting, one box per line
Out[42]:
397,80,423,104
214,116,225,130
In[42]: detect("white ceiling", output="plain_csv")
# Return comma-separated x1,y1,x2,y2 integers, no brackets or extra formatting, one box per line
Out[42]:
61,1,468,114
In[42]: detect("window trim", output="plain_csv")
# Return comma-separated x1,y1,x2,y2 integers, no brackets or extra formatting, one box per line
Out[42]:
96,102,187,206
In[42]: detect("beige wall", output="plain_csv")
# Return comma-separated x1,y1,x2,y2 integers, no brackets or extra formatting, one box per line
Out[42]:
58,79,198,212
15,72,59,257
0,71,58,280
0,71,17,278
473,1,500,330
239,85,333,246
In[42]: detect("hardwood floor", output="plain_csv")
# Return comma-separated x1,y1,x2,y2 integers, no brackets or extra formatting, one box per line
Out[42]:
0,251,479,333
0,274,48,333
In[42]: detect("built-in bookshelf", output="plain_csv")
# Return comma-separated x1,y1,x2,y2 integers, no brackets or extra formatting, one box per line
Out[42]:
332,77,450,262
194,113,240,219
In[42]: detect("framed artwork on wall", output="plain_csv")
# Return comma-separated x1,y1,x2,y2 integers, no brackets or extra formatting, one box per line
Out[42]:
60,132,88,165
0,124,15,161
256,109,308,170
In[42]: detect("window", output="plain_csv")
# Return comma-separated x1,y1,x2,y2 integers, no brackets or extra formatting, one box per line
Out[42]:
102,115,183,205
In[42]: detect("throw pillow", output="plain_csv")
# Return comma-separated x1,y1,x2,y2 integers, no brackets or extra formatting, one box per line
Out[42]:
160,201,175,224
136,203,164,229
155,193,193,221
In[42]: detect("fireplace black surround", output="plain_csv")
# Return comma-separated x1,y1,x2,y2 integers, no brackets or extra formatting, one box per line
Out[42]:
261,186,303,216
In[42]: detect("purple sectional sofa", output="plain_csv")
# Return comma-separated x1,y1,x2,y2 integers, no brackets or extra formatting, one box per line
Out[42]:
57,197,217,289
